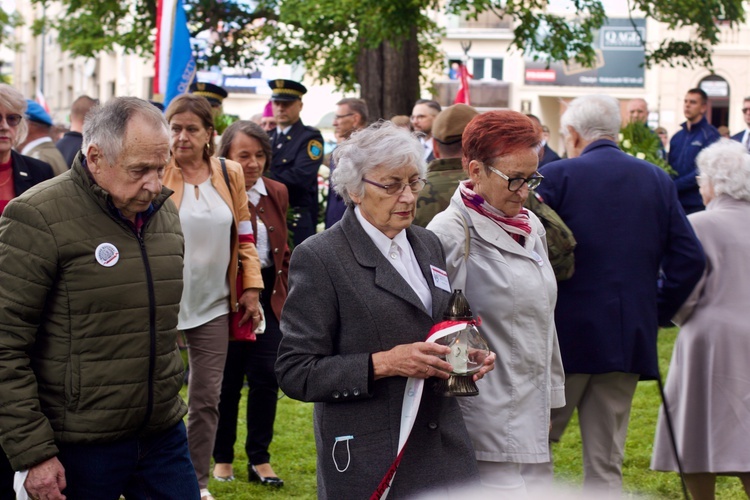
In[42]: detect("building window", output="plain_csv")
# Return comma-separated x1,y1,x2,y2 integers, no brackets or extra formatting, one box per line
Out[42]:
472,60,485,80
470,58,503,80
491,58,503,80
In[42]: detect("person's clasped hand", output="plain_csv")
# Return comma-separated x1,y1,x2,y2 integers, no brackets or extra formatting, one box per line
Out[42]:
472,351,496,382
24,456,67,500
383,342,453,379
238,288,262,327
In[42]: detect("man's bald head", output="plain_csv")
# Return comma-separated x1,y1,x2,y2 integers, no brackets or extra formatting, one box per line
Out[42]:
627,99,648,124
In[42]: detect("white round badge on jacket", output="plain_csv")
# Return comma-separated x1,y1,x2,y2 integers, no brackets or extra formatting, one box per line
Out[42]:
95,242,120,267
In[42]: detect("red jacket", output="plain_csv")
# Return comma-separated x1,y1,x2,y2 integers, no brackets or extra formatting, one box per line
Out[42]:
250,177,291,321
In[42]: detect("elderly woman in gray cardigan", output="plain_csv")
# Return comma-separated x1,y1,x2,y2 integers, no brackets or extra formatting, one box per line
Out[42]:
276,121,494,499
651,139,750,499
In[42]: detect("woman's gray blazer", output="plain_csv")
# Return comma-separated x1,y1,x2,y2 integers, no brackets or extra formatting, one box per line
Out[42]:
276,207,479,499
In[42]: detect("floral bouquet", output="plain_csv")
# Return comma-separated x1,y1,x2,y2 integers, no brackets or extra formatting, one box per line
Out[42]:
618,122,675,176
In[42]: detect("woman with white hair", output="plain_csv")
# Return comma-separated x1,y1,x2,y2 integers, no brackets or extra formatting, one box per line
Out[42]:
651,138,750,498
276,121,494,499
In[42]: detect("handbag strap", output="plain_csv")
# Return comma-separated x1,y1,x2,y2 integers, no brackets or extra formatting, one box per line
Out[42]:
219,157,243,270
219,157,230,190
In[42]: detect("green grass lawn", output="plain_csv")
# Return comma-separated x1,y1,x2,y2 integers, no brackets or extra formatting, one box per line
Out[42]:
185,327,747,499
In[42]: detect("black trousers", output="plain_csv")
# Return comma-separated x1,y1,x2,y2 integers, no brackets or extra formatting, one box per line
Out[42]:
213,266,283,466
289,206,316,248
0,446,14,499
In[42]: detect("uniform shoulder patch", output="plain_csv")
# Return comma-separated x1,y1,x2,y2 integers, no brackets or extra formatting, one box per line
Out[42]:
307,139,323,160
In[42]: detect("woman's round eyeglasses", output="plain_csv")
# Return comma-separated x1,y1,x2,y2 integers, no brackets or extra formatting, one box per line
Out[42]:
487,165,543,192
0,114,22,127
363,178,427,196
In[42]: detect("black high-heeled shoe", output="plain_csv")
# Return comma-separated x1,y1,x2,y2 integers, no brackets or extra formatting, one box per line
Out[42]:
248,464,284,487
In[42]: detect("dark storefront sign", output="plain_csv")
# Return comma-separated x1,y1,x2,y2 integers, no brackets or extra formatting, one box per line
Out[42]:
524,18,646,87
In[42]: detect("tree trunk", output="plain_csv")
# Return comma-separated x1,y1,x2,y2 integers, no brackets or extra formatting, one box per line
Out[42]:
356,25,420,121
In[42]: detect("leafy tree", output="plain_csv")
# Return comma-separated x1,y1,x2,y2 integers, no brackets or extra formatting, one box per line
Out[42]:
0,6,24,79
28,0,272,69
29,0,746,119
268,0,745,117
266,0,443,121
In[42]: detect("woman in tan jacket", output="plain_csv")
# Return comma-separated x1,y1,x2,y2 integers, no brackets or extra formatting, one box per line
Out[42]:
162,94,263,500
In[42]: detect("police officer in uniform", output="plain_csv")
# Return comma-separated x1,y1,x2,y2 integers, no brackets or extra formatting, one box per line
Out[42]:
189,82,228,119
267,79,324,247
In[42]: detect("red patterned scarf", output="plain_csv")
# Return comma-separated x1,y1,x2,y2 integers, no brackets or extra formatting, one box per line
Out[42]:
459,180,531,246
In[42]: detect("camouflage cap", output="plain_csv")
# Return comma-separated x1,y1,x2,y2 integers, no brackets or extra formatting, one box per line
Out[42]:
431,104,479,145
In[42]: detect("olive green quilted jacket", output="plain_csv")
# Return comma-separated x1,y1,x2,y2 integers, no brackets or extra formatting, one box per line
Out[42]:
0,157,186,470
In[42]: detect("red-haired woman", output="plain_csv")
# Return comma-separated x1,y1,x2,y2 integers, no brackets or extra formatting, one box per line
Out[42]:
428,110,565,493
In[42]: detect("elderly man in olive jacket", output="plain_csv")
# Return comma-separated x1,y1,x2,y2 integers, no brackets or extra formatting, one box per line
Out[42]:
0,98,199,499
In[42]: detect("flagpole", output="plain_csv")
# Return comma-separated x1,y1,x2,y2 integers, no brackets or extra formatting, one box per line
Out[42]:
39,3,46,97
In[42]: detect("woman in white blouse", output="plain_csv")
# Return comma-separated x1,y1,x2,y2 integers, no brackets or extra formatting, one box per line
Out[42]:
162,95,263,500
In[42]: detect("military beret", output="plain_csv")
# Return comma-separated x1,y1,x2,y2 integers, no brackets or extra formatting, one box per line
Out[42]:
268,79,307,102
189,82,228,107
432,104,479,144
25,99,53,127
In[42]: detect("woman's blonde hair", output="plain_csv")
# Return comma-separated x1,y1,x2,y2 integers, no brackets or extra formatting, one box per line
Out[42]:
0,84,28,146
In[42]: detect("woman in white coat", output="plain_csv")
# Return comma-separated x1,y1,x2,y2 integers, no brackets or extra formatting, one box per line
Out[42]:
428,110,565,494
651,139,750,499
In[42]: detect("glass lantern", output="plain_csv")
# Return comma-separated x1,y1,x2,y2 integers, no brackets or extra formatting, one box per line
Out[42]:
434,289,490,397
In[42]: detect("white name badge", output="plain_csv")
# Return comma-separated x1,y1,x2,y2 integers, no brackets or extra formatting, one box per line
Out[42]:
430,265,451,292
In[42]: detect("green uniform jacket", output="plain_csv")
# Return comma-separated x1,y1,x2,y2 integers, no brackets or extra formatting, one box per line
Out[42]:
414,157,465,228
0,155,186,471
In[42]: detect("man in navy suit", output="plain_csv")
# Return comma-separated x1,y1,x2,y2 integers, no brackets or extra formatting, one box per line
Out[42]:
731,96,750,149
668,88,720,214
531,95,705,496
267,79,324,247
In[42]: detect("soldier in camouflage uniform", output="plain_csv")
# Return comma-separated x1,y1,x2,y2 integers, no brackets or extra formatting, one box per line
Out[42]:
414,104,478,227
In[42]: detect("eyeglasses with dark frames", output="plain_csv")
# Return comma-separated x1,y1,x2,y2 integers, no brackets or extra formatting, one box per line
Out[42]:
742,108,750,114
363,177,427,196
487,165,543,192
0,114,22,127
334,113,355,120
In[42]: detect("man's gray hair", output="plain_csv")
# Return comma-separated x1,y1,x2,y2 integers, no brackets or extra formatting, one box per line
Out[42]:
561,95,621,142
697,138,750,203
337,97,369,125
331,121,425,205
82,97,169,163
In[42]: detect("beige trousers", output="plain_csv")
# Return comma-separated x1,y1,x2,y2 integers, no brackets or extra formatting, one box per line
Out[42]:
184,314,229,490
522,372,639,497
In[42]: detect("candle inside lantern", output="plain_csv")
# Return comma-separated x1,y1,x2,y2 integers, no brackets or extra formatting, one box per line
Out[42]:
447,334,469,374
